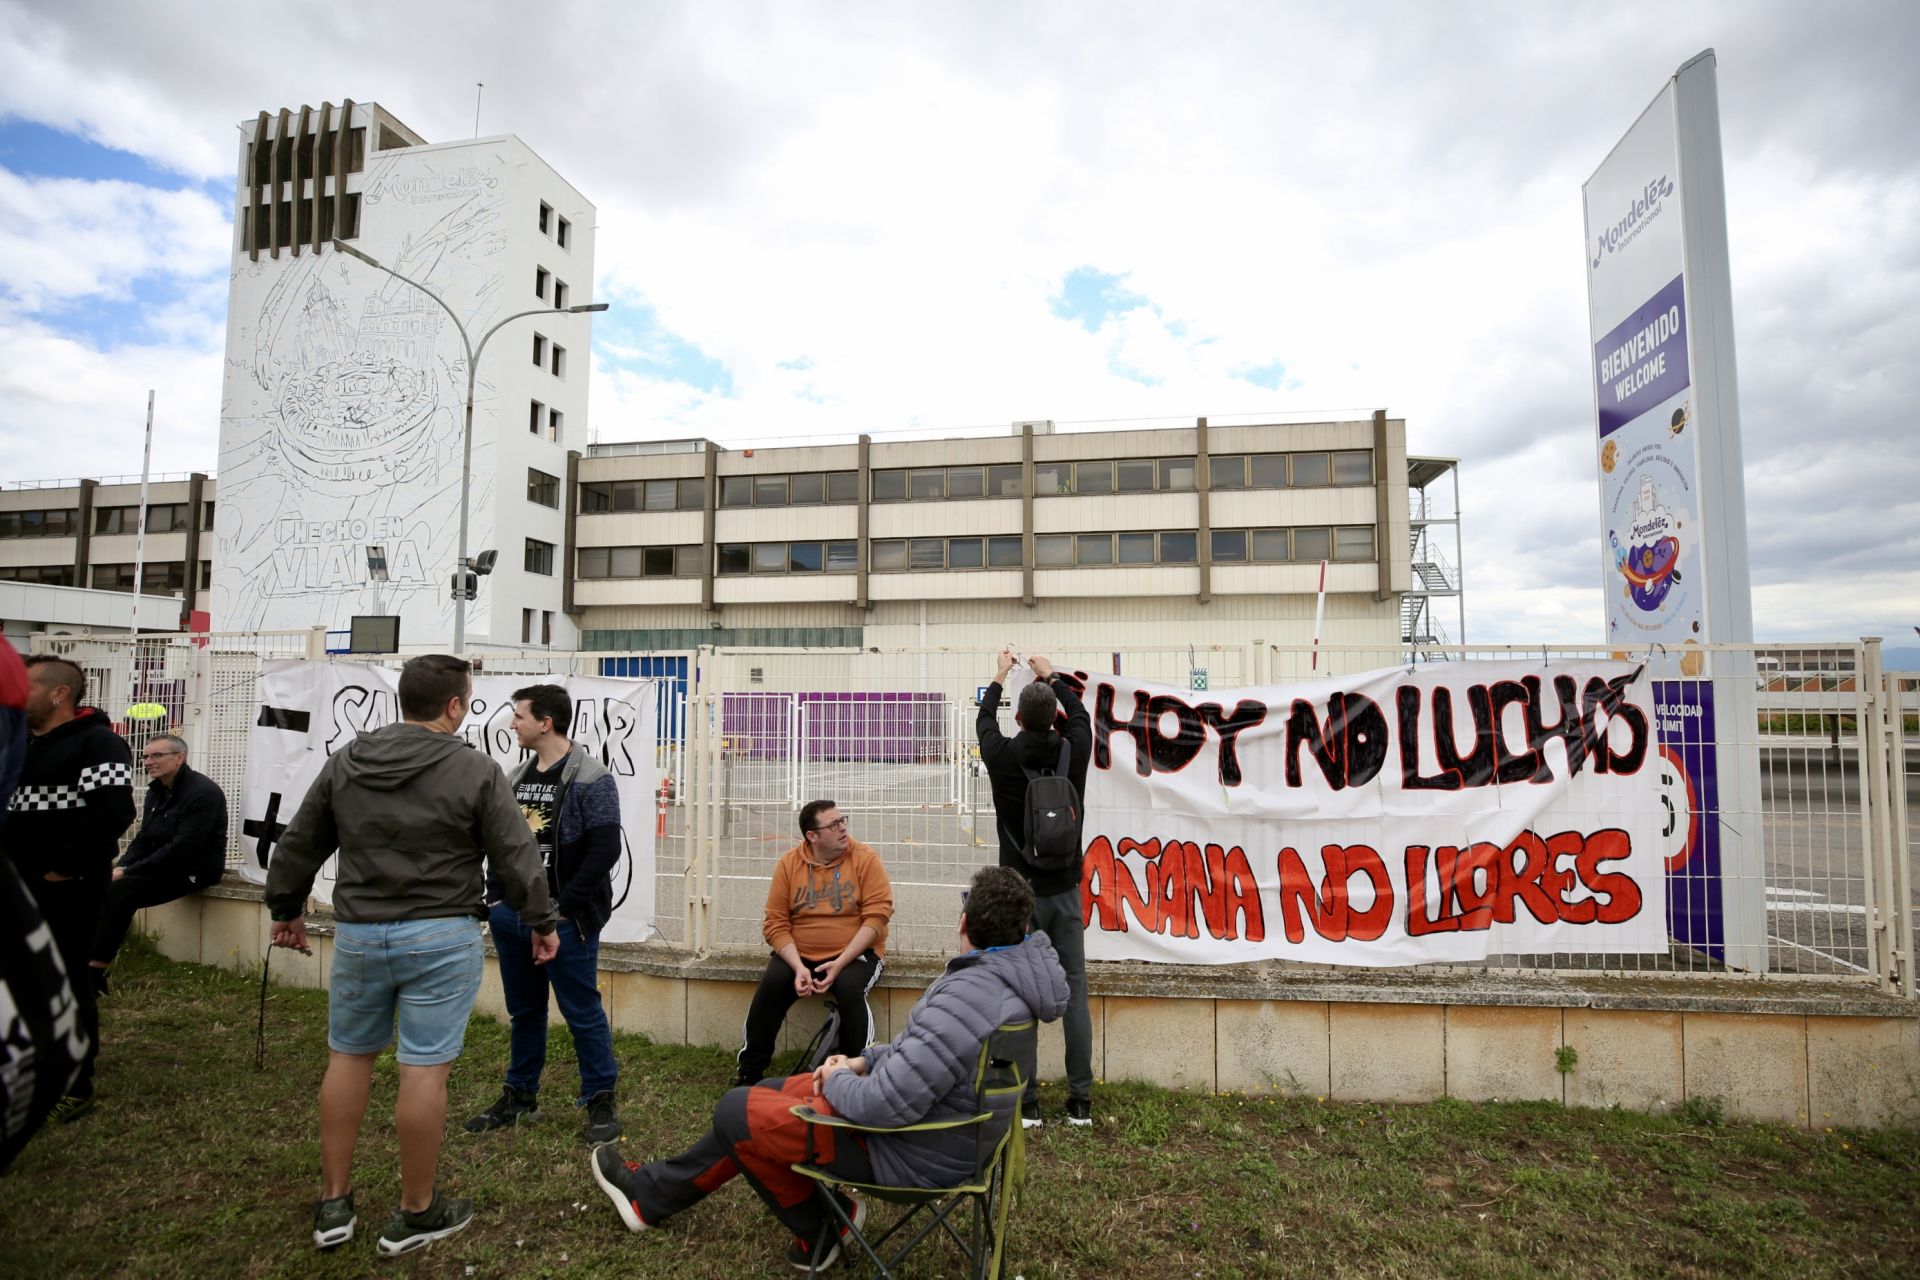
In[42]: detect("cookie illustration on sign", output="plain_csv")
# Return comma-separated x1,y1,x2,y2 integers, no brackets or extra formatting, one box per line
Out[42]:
1616,475,1683,612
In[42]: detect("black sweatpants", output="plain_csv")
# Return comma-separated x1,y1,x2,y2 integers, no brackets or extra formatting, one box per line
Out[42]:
735,950,882,1084
30,876,105,1100
91,871,204,967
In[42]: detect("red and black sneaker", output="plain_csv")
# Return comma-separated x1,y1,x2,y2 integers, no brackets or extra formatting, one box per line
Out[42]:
786,1193,867,1272
589,1144,651,1233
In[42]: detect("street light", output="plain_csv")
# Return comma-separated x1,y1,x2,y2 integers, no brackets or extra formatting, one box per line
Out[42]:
331,237,608,652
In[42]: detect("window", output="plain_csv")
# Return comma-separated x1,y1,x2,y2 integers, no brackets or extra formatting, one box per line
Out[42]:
1209,456,1247,490
826,541,858,572
644,547,676,576
644,479,679,512
0,565,74,585
611,546,643,577
718,544,750,574
753,475,787,506
1251,529,1289,562
1292,452,1332,487
679,477,705,509
947,537,983,569
871,470,906,502
200,501,215,530
1076,533,1112,565
750,542,785,573
551,343,565,378
91,562,186,594
986,536,1022,567
720,476,753,507
548,409,563,442
1211,530,1247,562
1293,527,1332,562
1115,460,1155,493
553,280,569,310
0,508,76,538
530,400,544,435
578,548,609,577
538,201,552,234
580,483,614,512
1033,462,1070,495
789,542,824,573
945,467,984,499
1035,534,1073,566
533,333,548,367
523,608,535,644
535,266,549,301
1158,531,1197,563
908,538,944,570
871,540,906,571
986,465,1022,498
527,468,559,507
1076,460,1113,494
543,611,553,645
789,473,825,504
827,471,859,504
557,216,571,249
524,538,555,575
1158,458,1196,491
1333,450,1374,485
909,469,945,501
198,560,211,588
674,545,703,576
1334,526,1377,561
95,504,189,535
1117,532,1156,564
1251,454,1287,488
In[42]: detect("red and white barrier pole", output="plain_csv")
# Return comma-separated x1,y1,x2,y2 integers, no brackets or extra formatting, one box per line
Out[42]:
1311,558,1328,671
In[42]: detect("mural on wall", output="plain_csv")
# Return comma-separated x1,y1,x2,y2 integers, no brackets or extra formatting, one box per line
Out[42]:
213,148,508,640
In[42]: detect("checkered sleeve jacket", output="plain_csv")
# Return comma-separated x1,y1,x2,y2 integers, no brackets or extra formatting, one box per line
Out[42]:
0,706,137,882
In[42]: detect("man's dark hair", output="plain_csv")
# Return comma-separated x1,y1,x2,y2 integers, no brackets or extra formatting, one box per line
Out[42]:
799,798,838,837
398,654,472,722
24,655,86,704
963,866,1033,949
513,683,572,737
1015,680,1057,733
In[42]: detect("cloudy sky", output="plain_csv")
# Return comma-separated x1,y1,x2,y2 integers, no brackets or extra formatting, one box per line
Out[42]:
1,0,1914,649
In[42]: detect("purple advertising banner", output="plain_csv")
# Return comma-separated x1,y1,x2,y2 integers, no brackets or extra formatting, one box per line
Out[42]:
1595,273,1690,436
1653,679,1723,959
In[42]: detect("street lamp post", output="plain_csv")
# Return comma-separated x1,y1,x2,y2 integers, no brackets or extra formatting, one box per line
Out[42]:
331,238,608,652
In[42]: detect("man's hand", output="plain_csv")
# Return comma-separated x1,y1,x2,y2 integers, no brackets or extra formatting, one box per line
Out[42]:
812,958,846,992
792,964,814,998
532,928,560,965
812,1054,868,1091
42,870,71,882
269,916,312,955
1029,655,1054,680
111,866,126,881
995,649,1015,683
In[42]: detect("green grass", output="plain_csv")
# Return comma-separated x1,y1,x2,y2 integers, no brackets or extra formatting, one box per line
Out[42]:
5,936,1919,1278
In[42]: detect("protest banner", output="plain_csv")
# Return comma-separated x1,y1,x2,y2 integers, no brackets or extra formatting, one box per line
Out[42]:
236,660,659,943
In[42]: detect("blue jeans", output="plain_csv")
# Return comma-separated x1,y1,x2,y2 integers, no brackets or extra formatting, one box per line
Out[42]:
330,917,485,1067
488,902,618,1101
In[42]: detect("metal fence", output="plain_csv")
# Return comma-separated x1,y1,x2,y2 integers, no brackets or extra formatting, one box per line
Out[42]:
26,632,1916,995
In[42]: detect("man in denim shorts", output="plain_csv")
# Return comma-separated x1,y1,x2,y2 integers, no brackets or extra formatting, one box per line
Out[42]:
267,654,558,1256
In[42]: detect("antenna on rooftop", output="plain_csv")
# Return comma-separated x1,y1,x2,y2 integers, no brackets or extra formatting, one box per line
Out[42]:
473,82,483,138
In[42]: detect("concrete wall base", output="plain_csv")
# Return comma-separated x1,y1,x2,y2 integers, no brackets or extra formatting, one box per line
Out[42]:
147,885,1920,1130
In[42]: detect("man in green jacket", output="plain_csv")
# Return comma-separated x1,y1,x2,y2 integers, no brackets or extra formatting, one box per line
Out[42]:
267,655,558,1257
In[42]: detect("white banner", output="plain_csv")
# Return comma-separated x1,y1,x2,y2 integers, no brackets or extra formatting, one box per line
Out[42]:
236,661,659,943
1076,660,1673,966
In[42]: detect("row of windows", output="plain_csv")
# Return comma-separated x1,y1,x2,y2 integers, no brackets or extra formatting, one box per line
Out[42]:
521,608,557,645
575,525,1377,579
533,267,571,310
90,561,212,594
580,449,1373,514
0,509,79,538
0,565,75,585
94,503,213,535
537,201,573,249
529,400,564,442
531,334,567,378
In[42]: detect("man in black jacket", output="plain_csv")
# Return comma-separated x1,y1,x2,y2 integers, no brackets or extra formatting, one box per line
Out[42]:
0,655,136,1121
88,732,228,989
976,650,1094,1127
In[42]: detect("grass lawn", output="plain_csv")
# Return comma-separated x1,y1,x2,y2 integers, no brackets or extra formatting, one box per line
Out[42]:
4,938,1918,1279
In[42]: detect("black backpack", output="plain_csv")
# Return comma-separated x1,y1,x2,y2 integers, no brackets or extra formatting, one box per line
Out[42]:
1020,738,1082,872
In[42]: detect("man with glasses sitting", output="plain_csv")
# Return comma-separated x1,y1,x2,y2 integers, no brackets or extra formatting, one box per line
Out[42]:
730,799,894,1090
88,732,228,992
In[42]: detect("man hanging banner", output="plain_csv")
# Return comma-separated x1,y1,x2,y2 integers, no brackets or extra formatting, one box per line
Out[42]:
237,661,660,943
1073,660,1673,967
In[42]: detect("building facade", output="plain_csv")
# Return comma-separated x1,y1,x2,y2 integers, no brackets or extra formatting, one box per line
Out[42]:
571,416,1421,656
210,100,597,648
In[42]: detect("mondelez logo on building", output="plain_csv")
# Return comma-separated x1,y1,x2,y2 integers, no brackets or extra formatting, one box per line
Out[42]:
1592,174,1674,268
362,165,498,206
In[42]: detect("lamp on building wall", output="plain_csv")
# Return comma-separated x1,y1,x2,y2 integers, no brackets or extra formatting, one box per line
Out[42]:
330,238,608,651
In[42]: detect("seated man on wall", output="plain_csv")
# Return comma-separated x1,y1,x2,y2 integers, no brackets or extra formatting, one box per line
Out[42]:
730,799,895,1090
89,732,228,990
590,864,1067,1272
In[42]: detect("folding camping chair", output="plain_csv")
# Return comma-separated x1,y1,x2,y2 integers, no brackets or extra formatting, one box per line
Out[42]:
788,1020,1035,1280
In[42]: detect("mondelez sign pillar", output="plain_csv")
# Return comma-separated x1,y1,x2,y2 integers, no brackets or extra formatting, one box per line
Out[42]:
1583,50,1765,969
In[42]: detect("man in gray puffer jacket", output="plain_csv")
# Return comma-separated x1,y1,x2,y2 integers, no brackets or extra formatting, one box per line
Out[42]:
592,864,1066,1272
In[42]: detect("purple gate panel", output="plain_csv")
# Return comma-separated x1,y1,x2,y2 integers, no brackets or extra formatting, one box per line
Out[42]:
719,692,947,762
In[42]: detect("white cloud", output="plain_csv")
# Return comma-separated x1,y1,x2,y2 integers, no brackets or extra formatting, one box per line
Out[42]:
0,170,229,308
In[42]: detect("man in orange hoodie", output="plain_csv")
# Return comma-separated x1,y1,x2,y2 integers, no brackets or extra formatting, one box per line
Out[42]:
730,798,894,1089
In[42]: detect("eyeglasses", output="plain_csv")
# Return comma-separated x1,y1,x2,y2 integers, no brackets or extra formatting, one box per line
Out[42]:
809,816,849,833
141,750,181,761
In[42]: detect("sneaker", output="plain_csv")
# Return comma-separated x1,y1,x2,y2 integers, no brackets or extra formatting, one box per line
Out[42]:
50,1093,95,1125
1066,1097,1093,1127
1020,1096,1043,1130
375,1192,474,1256
312,1192,356,1250
590,1143,651,1232
785,1193,867,1271
729,1069,762,1091
581,1089,622,1144
464,1085,539,1134
89,967,110,997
